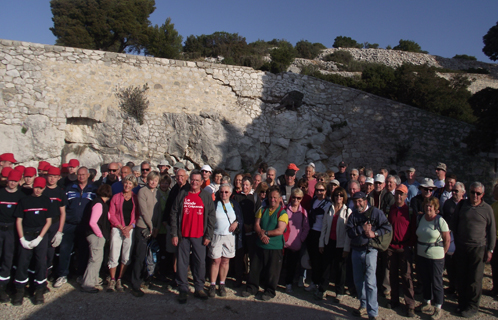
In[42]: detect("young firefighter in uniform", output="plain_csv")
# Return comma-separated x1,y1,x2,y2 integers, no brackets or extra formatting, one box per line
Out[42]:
0,170,25,302
12,177,54,306
42,166,66,278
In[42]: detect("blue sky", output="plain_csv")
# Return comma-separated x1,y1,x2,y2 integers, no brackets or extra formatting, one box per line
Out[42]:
1,0,497,62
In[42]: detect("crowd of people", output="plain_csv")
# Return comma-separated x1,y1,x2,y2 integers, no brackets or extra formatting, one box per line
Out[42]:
0,151,497,320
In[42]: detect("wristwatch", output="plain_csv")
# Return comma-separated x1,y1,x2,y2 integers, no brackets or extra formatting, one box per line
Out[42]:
374,231,379,237
264,230,269,237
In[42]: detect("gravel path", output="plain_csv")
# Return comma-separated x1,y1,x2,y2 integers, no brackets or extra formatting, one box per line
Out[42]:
1,266,498,320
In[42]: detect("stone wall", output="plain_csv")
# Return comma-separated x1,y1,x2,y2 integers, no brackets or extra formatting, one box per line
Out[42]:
0,39,495,184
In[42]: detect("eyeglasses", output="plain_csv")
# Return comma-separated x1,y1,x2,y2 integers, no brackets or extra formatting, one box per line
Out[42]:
316,189,325,192
292,197,302,200
109,169,118,172
201,170,211,173
220,191,230,194
470,190,483,196
451,189,459,193
141,168,150,172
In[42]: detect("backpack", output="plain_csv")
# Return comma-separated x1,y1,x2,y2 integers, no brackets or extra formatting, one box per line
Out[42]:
416,214,455,254
145,239,161,277
363,207,393,252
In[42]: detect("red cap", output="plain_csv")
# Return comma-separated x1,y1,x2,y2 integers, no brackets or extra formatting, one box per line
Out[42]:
396,184,409,194
68,159,80,168
287,163,300,171
0,153,17,163
47,166,61,176
61,163,69,173
1,167,13,178
24,167,37,177
14,165,25,174
33,177,46,189
38,161,50,171
8,170,22,182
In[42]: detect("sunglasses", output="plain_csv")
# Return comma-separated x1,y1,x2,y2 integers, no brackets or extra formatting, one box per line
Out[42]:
141,168,150,171
292,197,303,200
201,170,211,173
451,189,459,193
421,187,433,192
316,189,325,192
334,194,344,197
109,169,118,172
470,191,483,196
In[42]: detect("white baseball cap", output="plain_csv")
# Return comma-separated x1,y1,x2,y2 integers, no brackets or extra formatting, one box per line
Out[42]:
201,165,212,172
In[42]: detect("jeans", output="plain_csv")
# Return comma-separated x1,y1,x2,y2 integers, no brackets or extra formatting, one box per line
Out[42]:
352,248,379,317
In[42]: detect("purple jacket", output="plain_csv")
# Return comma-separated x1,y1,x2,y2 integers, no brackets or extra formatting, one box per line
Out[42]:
284,204,310,251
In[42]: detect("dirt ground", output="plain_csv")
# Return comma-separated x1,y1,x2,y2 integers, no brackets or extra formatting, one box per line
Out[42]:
1,265,498,320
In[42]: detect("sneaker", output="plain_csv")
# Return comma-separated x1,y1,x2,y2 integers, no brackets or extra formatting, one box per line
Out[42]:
407,308,416,318
305,282,316,292
106,279,116,292
297,276,305,288
334,294,345,303
208,285,216,298
352,307,367,317
194,289,208,300
285,284,293,293
115,279,124,292
53,276,67,288
431,308,442,320
415,302,433,314
131,289,144,297
218,284,227,297
178,291,188,304
261,292,273,301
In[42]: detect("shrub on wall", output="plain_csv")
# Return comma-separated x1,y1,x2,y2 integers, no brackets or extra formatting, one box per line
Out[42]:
295,40,326,59
453,54,477,61
116,84,149,125
333,36,363,48
393,39,428,54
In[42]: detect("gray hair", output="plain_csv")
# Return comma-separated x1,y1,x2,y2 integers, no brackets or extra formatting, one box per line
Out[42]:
470,181,485,193
387,175,401,185
351,168,359,175
147,171,160,182
123,174,138,187
306,164,315,172
364,168,373,178
267,167,277,174
455,181,465,193
219,183,233,192
254,173,262,179
140,161,151,167
221,176,231,184
348,180,360,190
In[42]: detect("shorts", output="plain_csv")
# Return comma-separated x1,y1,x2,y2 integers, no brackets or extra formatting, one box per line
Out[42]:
208,233,235,259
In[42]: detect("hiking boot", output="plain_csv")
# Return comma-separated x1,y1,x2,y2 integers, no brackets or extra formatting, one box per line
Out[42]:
106,279,116,292
431,308,442,320
407,308,416,318
34,288,45,305
194,289,208,300
416,302,433,314
352,307,367,317
313,289,325,300
218,284,227,297
53,276,67,288
178,291,188,304
208,285,216,298
12,287,24,306
285,284,293,293
261,292,273,301
0,285,9,303
115,279,124,292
